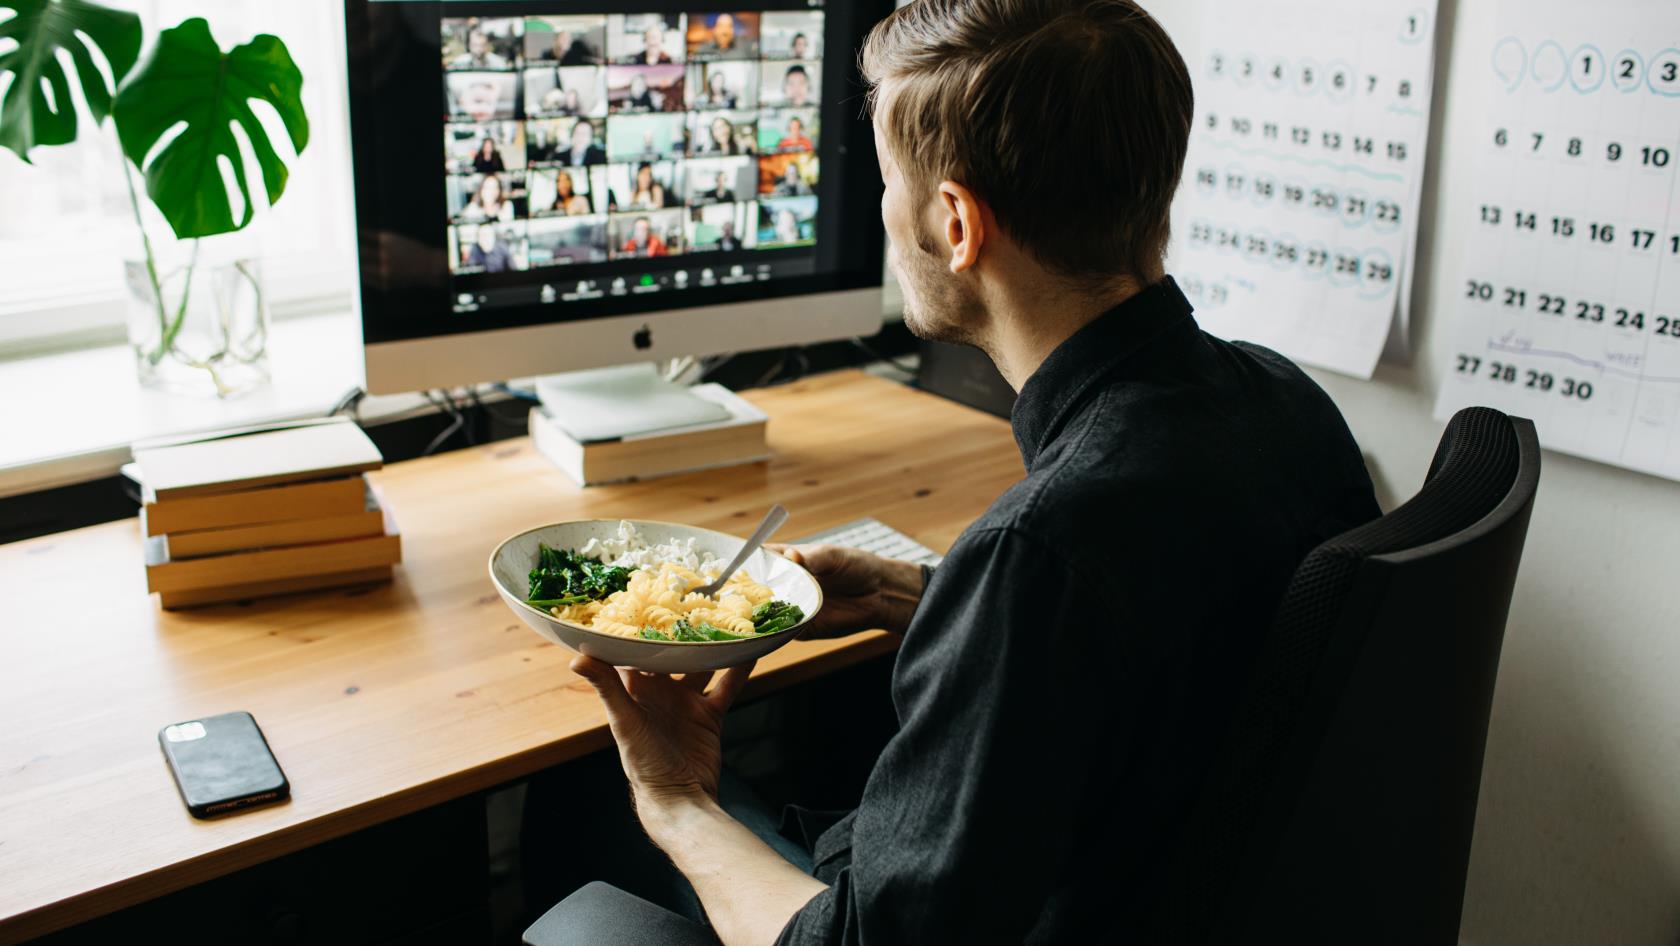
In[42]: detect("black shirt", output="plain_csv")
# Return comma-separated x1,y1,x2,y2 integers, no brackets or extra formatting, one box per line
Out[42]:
778,278,1380,944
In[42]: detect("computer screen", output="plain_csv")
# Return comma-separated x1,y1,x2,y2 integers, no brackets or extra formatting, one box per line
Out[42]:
346,1,889,354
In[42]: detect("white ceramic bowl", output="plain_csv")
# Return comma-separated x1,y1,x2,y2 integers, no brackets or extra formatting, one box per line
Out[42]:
489,519,822,673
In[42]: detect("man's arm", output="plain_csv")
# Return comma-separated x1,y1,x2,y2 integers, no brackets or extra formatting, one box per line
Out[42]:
567,658,827,946
641,795,827,945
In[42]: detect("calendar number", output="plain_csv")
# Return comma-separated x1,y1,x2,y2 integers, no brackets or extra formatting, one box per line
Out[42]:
1656,317,1680,338
1561,379,1593,400
1640,146,1671,167
1465,280,1494,301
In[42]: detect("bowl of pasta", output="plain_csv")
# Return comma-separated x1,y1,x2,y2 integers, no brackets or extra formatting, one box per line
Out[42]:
489,519,822,673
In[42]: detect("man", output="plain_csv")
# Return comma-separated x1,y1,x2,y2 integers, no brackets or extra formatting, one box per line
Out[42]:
717,220,741,252
780,64,811,107
566,1,1380,943
463,224,511,273
776,116,813,152
789,32,811,59
621,216,668,257
695,13,754,58
449,26,508,70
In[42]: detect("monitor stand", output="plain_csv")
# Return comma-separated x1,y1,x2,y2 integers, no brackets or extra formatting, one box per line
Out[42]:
534,363,731,442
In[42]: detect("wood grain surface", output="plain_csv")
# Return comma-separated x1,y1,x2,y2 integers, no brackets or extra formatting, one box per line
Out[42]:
0,371,1022,942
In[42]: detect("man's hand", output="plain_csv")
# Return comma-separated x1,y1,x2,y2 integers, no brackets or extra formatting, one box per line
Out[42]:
573,655,829,945
769,543,926,638
570,655,752,807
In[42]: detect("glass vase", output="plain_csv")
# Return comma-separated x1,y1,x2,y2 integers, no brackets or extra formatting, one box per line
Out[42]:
125,249,271,398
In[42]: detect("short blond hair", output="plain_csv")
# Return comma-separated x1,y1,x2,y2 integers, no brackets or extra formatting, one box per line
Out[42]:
861,0,1193,281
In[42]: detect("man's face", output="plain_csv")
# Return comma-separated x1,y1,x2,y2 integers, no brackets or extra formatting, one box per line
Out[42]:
791,35,808,58
572,122,592,149
468,30,489,57
634,219,651,241
716,172,728,190
476,226,496,252
714,15,735,47
874,86,978,344
644,27,663,55
784,72,809,105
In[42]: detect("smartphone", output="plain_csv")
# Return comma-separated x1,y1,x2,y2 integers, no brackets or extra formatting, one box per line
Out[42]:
159,711,290,818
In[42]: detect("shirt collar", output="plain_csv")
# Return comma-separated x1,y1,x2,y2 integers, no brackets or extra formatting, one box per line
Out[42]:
1009,276,1196,469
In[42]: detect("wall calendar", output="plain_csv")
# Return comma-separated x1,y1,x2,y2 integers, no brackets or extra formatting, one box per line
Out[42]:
1433,0,1680,480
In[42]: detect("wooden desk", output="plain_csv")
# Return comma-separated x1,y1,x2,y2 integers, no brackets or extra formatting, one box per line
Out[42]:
0,371,1022,943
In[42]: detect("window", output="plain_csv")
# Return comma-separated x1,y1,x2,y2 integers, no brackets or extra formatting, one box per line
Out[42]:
0,1,356,355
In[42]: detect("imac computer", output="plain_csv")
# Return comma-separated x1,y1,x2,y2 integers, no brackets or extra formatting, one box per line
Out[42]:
344,0,895,417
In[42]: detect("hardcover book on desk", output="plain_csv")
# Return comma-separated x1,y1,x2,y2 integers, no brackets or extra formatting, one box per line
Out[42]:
129,419,400,608
529,384,770,487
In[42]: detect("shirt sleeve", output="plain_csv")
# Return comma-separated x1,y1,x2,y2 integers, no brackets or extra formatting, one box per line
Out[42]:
777,526,1117,945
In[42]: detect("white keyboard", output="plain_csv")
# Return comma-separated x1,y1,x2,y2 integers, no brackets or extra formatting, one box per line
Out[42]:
795,517,943,567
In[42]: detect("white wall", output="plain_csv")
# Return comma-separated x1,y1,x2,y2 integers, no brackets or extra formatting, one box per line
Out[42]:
1148,1,1680,943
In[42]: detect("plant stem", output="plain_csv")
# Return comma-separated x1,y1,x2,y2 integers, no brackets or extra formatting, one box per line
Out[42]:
121,156,168,350
151,237,200,364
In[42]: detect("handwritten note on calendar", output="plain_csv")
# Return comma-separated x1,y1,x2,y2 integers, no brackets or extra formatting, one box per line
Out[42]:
1168,0,1440,378
1433,0,1680,481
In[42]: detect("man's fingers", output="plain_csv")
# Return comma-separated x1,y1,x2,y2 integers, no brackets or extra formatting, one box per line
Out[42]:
767,543,803,566
571,654,641,722
706,661,755,712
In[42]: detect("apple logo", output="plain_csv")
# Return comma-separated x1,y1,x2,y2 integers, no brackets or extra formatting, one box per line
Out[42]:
633,325,652,350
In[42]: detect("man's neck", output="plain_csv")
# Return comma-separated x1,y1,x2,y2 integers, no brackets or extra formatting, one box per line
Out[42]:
982,273,1155,391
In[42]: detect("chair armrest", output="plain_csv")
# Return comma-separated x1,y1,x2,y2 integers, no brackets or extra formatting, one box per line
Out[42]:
523,881,720,946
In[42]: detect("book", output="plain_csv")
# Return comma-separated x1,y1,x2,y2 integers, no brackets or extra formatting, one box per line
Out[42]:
132,417,383,501
528,383,770,486
141,474,369,536
144,528,403,595
149,485,387,559
157,566,393,610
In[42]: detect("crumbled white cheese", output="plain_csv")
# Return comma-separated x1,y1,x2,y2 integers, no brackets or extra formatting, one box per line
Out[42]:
578,520,722,576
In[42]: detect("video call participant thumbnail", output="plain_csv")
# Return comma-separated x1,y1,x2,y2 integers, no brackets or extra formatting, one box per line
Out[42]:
686,12,760,60
688,61,759,110
757,195,815,247
453,223,525,274
525,65,607,118
528,216,609,266
761,61,817,108
606,65,686,113
610,14,684,65
525,15,605,66
690,111,757,157
760,10,823,59
446,72,519,123
443,18,520,71
611,210,684,259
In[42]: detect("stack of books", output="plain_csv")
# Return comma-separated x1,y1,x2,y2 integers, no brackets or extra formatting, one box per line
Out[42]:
529,383,770,486
133,419,401,609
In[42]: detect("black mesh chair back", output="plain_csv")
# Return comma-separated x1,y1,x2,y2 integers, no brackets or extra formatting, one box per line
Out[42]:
1150,407,1541,945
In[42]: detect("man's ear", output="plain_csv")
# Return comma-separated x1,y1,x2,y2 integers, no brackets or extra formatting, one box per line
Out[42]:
935,181,986,274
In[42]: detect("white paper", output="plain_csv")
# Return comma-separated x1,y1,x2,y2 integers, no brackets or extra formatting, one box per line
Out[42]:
1433,0,1680,481
1167,0,1441,378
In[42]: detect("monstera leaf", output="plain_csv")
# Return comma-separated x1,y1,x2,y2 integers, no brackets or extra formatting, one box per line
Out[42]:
112,18,308,239
0,0,141,160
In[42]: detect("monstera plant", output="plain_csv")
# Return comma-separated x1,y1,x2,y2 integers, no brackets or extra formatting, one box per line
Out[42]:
0,0,309,395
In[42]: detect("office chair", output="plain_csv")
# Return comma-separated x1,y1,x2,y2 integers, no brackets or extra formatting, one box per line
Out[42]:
1148,407,1542,944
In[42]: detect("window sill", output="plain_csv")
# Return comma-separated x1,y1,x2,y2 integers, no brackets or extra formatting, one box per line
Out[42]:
0,312,426,500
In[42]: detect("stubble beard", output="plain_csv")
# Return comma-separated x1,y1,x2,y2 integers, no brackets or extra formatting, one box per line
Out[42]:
893,228,982,350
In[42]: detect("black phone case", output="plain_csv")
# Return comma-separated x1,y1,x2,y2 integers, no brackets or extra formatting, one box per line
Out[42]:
159,711,290,818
